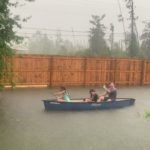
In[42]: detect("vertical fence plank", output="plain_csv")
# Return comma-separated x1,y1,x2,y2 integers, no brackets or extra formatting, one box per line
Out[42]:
141,60,146,85
144,61,150,85
49,56,53,87
5,55,150,87
84,58,87,86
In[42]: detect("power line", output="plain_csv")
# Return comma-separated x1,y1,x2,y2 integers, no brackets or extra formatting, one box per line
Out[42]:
17,32,124,36
21,27,89,33
17,32,89,37
142,20,150,23
44,0,109,7
20,27,125,35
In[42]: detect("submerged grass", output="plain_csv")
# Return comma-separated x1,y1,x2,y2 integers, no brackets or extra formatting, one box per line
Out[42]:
145,111,150,119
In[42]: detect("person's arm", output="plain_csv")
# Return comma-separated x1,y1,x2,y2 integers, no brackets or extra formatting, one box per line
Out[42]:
100,91,107,96
54,90,65,96
103,85,111,93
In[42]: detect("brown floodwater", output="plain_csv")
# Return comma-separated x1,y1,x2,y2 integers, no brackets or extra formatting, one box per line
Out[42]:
0,86,150,150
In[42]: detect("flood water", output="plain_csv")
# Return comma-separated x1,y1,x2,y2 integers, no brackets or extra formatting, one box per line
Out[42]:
0,87,150,150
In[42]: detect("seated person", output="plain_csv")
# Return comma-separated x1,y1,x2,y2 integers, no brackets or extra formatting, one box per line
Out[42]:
98,82,117,102
84,89,99,102
54,86,71,102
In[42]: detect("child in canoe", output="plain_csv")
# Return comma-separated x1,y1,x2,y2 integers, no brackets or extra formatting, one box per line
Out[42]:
84,89,99,102
54,86,71,102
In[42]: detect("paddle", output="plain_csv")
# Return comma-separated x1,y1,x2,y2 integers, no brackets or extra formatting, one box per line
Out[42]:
45,92,57,101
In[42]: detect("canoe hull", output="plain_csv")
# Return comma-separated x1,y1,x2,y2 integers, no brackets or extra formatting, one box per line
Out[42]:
42,98,135,111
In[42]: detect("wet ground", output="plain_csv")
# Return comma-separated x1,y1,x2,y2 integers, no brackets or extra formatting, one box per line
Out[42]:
0,86,150,150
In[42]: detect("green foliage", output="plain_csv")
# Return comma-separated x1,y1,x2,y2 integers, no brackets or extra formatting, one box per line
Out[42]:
124,0,139,57
74,48,128,58
74,49,92,56
128,32,139,57
0,84,4,91
109,23,115,51
145,111,150,119
28,31,55,54
0,0,34,86
140,22,150,58
28,31,78,55
11,80,16,89
89,15,108,55
110,49,128,58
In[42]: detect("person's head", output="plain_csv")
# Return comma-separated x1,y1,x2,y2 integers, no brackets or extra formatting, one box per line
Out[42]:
109,82,115,88
89,89,96,95
60,86,66,91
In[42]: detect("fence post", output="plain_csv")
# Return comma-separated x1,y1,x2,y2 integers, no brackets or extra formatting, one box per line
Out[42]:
141,60,146,86
114,58,117,85
49,56,54,87
84,58,87,86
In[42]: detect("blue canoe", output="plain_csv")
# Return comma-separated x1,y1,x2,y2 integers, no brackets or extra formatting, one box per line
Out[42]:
42,98,135,111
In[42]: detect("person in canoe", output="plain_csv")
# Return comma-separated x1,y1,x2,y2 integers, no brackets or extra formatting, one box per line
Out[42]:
84,89,99,102
98,82,117,102
54,86,71,102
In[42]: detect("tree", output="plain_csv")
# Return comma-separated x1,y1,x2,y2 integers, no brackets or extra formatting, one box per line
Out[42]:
110,41,128,57
28,31,76,55
117,0,127,50
28,31,54,54
55,31,76,55
125,0,139,57
0,0,34,88
89,15,108,55
109,23,114,51
141,22,150,58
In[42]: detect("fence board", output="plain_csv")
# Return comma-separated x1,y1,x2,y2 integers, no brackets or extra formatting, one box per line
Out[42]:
12,55,50,85
51,57,85,86
144,61,150,85
3,55,150,87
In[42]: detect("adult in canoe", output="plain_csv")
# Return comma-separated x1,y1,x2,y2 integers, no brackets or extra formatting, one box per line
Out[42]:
54,86,71,102
98,82,117,102
84,89,99,102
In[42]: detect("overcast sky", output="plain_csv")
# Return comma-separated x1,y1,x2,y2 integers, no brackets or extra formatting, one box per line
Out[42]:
12,0,150,42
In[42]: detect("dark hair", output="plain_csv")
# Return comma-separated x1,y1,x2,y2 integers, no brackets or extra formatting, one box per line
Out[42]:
89,89,95,93
60,86,66,91
89,89,95,98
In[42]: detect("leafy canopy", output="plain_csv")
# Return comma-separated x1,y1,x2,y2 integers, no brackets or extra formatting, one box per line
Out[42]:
89,15,108,56
0,0,34,84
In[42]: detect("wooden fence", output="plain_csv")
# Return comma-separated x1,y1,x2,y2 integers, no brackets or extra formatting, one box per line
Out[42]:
7,55,150,87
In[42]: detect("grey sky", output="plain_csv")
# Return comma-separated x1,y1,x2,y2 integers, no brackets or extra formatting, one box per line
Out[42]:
13,0,150,41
